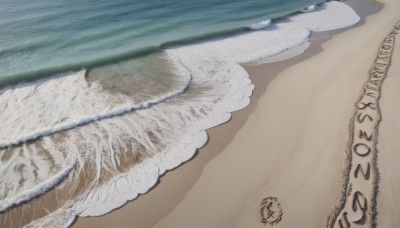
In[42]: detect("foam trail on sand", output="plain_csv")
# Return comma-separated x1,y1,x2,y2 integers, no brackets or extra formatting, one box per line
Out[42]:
249,41,311,65
0,144,77,212
0,2,360,227
0,66,191,148
72,47,255,217
24,209,76,228
287,1,360,32
72,2,360,218
185,24,311,64
187,1,359,64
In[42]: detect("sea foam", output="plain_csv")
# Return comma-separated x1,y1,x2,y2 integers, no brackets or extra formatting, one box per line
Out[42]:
0,65,191,148
248,19,272,30
0,2,360,227
302,4,316,13
194,1,359,64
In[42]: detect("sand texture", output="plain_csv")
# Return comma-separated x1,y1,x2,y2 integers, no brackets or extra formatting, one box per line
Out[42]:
328,21,400,228
74,0,400,227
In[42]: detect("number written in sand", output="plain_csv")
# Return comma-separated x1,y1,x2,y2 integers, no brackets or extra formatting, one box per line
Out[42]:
259,197,283,226
328,22,400,228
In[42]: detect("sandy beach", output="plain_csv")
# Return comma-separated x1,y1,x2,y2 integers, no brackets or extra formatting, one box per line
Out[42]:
74,0,400,227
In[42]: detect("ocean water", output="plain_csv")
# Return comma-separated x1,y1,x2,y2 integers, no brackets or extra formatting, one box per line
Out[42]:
0,0,329,84
0,0,360,227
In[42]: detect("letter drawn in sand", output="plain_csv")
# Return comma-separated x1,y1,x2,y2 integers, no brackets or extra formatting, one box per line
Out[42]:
352,191,368,224
357,112,373,123
353,143,371,157
328,22,400,228
260,197,283,226
338,212,351,228
354,163,371,180
358,130,373,141
366,91,377,99
357,102,376,110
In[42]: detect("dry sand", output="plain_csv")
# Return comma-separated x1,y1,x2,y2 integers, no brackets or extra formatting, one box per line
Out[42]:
328,21,399,227
375,22,400,228
74,0,400,227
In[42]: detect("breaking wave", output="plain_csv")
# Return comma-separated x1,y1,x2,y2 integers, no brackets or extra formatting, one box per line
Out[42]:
0,2,360,227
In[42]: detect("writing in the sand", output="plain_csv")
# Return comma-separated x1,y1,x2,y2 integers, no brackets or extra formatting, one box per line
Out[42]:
259,197,283,226
330,23,399,228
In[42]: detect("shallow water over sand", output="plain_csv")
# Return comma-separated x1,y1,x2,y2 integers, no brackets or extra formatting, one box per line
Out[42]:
0,2,360,227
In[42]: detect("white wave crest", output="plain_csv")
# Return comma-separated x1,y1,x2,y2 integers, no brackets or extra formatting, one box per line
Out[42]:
0,142,78,212
301,4,316,13
0,1,360,227
0,65,191,148
248,19,272,30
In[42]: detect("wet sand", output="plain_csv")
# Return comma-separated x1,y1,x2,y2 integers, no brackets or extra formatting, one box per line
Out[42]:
74,0,400,227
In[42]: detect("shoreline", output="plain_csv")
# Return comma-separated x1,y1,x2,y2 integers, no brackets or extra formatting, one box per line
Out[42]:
73,0,385,227
150,0,400,225
0,0,324,87
0,2,363,227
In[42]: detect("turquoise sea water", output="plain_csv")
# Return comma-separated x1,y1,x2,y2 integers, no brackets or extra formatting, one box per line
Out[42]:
0,0,323,84
0,1,363,226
